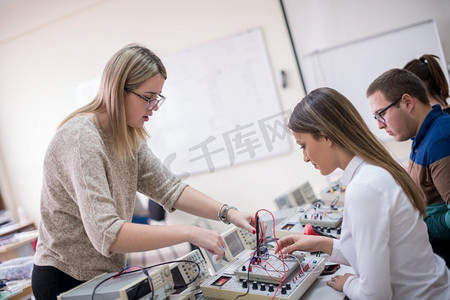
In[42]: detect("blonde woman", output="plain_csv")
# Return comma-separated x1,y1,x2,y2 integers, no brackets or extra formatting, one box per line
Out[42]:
32,44,258,299
275,87,450,299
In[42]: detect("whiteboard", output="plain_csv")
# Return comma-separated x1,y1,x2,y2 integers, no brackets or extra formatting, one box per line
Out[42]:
281,15,449,140
76,29,291,177
145,28,290,177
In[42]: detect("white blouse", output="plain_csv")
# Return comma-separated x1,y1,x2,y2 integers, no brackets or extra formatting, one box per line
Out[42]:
330,156,450,300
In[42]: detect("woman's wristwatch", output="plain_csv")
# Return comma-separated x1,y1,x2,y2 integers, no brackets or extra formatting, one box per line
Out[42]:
218,204,238,224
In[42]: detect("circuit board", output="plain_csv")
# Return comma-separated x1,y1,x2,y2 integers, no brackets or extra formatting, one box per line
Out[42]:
233,249,303,284
200,249,325,300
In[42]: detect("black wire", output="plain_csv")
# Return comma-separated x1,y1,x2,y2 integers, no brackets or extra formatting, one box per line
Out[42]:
235,251,258,300
235,215,264,300
255,216,260,254
90,259,200,299
142,269,154,300
137,259,201,290
169,260,201,289
91,273,120,300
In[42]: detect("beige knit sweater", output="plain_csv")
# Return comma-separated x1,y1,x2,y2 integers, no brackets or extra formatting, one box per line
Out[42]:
34,115,187,281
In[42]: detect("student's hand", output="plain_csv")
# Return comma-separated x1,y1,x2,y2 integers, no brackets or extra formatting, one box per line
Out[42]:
188,226,227,259
327,273,352,292
274,234,324,254
227,210,266,236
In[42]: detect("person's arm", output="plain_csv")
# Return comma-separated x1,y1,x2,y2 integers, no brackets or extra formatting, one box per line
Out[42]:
426,147,450,239
329,239,349,265
174,186,255,233
341,184,392,300
430,149,450,205
424,203,450,240
110,187,256,255
274,235,333,255
110,222,227,257
136,144,257,233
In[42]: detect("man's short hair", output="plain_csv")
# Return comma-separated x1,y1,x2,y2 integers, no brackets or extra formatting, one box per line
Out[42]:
366,68,429,104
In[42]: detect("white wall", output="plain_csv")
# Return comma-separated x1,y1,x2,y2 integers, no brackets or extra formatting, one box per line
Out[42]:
0,0,448,231
281,0,450,61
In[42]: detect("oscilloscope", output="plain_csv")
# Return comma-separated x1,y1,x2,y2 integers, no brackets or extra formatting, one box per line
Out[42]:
200,226,256,273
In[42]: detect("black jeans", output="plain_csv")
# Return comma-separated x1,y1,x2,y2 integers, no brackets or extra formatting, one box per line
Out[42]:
31,264,85,300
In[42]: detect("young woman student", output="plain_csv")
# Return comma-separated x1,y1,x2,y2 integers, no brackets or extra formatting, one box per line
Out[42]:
275,87,450,299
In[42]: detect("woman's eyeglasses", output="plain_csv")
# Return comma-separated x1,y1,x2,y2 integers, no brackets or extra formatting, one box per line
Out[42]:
125,88,166,111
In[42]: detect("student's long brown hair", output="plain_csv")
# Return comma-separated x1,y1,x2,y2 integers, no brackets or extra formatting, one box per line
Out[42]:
58,44,167,160
288,87,426,215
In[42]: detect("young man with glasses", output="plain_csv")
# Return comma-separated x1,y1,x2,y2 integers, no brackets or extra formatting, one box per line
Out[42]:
366,68,450,267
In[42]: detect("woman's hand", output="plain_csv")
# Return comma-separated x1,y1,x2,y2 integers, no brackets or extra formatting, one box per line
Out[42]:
226,209,266,236
174,188,265,237
274,234,332,255
187,226,227,259
327,273,352,292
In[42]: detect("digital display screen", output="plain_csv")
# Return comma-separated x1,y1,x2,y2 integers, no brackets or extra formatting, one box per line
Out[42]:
212,276,232,287
225,231,245,257
171,267,188,293
282,223,295,231
203,249,228,272
126,278,151,299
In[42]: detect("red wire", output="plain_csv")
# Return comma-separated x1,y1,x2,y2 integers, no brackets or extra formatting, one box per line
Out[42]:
253,209,286,300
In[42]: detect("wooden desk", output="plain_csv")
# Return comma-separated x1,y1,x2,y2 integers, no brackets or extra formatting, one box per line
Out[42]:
0,231,37,261
0,280,32,300
0,222,35,237
0,222,37,262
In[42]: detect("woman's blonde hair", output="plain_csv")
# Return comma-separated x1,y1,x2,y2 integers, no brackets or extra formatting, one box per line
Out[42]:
58,43,167,160
288,87,426,215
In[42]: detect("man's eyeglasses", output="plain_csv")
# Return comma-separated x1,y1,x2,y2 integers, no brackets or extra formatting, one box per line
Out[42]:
125,88,166,111
373,96,402,124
